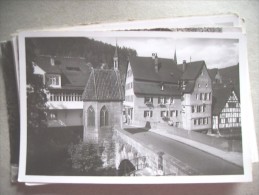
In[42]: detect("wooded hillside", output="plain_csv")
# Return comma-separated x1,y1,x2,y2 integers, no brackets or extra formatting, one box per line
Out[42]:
31,37,137,75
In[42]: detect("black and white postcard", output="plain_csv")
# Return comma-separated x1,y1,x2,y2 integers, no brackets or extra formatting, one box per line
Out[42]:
17,30,252,184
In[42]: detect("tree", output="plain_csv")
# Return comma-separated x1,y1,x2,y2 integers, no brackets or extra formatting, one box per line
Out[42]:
26,39,48,130
68,140,103,175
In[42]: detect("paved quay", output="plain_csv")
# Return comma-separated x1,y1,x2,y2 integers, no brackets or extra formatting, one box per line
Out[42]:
149,128,243,167
121,126,243,175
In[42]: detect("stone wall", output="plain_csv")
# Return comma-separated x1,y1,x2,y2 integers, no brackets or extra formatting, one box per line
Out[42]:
115,129,198,175
83,101,123,142
55,109,83,126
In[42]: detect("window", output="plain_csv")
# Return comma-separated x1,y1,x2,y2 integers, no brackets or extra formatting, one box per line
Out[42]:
205,83,208,88
165,97,171,104
66,67,80,71
197,105,201,113
198,83,201,88
221,118,225,124
144,110,153,118
87,106,95,127
196,94,199,100
100,106,109,127
47,74,60,86
158,97,165,104
203,118,208,125
170,110,178,117
199,118,203,125
192,105,206,113
144,97,153,104
201,104,206,112
161,111,168,117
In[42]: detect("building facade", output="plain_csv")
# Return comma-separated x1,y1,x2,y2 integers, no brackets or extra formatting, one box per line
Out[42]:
212,87,241,131
124,53,212,132
33,55,91,127
180,61,212,131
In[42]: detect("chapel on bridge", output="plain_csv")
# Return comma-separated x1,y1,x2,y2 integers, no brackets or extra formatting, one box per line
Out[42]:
82,47,124,143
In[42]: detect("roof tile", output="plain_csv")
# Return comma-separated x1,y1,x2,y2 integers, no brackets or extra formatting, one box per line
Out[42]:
82,69,124,101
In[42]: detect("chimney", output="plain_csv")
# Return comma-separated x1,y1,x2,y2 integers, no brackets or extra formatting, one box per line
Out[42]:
50,57,55,66
152,53,157,60
183,60,187,72
153,53,159,73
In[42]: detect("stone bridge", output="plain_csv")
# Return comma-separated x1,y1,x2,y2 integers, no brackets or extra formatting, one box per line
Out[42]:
114,128,199,176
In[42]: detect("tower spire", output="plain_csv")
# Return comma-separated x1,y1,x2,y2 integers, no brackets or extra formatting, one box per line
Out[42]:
113,40,118,71
173,49,177,65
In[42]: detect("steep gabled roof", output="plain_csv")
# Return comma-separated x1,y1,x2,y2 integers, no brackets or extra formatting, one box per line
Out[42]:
34,55,92,88
134,81,182,96
182,81,196,94
208,68,218,80
34,56,62,74
82,69,124,101
129,56,182,83
212,86,239,115
180,61,206,80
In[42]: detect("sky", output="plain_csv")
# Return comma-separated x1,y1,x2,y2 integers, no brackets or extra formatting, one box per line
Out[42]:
91,37,239,69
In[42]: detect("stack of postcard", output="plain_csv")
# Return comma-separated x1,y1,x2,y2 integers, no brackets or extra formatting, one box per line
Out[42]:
1,14,258,185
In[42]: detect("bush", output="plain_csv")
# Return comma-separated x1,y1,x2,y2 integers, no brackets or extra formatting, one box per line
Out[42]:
68,140,103,174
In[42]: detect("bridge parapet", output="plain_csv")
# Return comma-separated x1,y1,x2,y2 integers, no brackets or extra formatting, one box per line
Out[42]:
114,128,199,176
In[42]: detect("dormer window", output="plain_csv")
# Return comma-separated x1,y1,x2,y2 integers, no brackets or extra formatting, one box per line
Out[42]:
49,76,58,85
50,58,55,66
66,67,80,71
160,82,164,91
46,74,61,88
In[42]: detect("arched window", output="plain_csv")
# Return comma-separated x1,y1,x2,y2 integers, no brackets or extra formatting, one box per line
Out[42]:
100,106,109,127
87,106,95,127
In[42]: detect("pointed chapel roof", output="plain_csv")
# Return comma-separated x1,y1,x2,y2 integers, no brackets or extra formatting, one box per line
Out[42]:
82,69,124,101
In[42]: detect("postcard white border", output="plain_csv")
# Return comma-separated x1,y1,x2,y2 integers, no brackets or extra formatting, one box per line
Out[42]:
18,30,252,184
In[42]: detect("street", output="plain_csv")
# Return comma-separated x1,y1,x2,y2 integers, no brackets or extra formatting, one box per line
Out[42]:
123,128,243,175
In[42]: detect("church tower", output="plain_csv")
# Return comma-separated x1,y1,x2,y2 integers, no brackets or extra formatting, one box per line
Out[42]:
113,43,119,71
